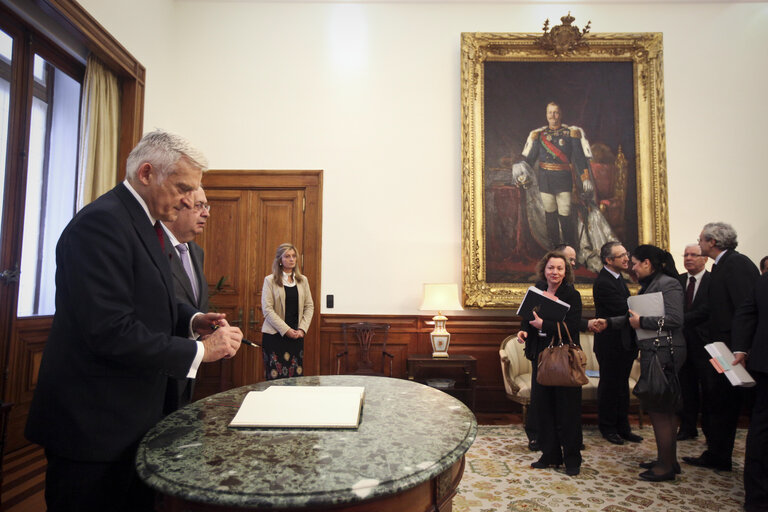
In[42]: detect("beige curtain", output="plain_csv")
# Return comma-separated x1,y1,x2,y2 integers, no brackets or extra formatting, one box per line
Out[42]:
76,54,121,209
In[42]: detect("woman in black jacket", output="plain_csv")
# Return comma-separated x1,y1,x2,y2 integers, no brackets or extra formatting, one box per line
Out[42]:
517,250,583,476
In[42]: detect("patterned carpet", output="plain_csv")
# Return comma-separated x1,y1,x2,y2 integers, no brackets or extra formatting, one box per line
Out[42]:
455,425,746,512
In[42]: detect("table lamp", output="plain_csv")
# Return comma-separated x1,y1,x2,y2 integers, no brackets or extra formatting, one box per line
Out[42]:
419,283,463,358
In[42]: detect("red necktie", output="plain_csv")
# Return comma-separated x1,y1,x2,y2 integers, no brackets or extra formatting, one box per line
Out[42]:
153,221,165,252
686,276,696,308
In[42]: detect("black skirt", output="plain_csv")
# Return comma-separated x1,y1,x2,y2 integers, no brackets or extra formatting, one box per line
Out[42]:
262,333,304,380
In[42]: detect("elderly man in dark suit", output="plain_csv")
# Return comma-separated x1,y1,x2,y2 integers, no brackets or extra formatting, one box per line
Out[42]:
732,273,768,512
683,222,759,472
592,241,642,445
162,187,211,412
25,130,243,511
676,243,711,440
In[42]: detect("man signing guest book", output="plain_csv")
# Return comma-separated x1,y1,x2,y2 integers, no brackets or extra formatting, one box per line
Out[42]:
25,130,243,512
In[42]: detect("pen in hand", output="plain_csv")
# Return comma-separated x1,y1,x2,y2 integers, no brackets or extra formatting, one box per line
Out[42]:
211,323,260,348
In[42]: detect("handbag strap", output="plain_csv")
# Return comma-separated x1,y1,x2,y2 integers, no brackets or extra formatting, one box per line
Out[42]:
655,317,676,366
547,322,564,348
560,322,576,346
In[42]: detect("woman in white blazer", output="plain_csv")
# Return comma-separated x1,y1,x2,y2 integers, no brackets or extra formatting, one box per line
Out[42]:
261,243,314,380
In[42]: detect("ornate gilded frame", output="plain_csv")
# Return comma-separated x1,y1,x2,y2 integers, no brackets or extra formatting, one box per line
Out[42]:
461,23,668,309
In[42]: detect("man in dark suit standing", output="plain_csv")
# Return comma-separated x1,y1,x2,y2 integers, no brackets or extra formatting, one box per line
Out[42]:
683,222,759,472
676,243,711,440
732,273,768,512
592,241,642,445
25,130,243,511
162,187,211,412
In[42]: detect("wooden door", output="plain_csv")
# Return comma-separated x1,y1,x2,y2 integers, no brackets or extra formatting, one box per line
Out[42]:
193,171,322,399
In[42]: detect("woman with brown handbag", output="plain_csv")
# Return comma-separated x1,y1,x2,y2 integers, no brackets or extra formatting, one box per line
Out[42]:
517,250,583,476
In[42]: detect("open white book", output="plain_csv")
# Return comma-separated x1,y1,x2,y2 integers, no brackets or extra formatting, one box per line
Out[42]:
229,386,366,428
704,342,756,388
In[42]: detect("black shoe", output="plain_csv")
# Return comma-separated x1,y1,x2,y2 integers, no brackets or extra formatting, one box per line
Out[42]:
676,430,698,441
639,469,676,482
682,454,732,471
565,466,580,476
528,440,541,452
620,432,643,443
531,457,562,469
639,460,682,474
604,433,625,445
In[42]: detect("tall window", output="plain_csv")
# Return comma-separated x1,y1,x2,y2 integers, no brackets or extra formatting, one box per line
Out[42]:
0,17,84,317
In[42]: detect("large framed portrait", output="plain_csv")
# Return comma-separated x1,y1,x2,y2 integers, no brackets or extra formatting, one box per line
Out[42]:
461,20,669,309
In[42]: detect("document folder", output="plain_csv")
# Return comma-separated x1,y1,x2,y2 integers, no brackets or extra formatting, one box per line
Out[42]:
704,342,756,388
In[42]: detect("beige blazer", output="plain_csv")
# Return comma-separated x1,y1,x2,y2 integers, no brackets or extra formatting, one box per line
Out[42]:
261,274,314,336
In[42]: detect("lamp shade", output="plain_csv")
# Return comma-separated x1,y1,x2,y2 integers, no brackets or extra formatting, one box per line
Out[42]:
419,283,463,312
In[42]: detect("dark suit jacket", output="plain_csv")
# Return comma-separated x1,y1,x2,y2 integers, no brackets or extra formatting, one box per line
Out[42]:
679,270,711,348
732,272,768,374
166,241,210,412
170,241,209,313
707,250,760,346
593,267,634,353
25,183,199,462
523,280,583,362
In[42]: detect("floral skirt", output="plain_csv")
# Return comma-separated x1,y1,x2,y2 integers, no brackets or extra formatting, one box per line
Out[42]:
262,332,304,380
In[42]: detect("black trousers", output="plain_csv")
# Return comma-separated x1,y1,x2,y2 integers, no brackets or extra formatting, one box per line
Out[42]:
745,372,768,511
699,358,743,464
531,363,583,468
595,344,636,436
677,341,709,435
44,451,154,512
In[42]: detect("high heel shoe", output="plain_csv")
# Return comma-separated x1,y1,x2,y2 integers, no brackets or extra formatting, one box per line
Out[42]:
638,460,681,474
639,469,676,482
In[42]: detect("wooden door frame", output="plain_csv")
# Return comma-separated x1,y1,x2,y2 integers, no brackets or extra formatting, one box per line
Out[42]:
201,170,323,377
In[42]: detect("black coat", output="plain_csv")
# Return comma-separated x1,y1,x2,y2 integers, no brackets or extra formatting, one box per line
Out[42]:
593,267,634,353
707,250,760,346
679,270,711,347
25,183,199,461
732,272,768,374
523,280,583,362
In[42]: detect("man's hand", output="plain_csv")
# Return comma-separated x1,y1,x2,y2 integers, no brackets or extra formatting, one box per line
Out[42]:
193,312,228,335
733,352,747,367
201,324,243,362
588,318,606,333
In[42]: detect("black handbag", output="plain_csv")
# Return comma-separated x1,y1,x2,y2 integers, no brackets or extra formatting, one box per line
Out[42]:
632,318,682,411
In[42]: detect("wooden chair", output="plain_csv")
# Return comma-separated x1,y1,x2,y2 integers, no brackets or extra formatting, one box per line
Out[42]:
336,323,394,377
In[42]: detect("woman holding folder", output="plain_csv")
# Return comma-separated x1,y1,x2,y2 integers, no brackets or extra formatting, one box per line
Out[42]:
517,250,583,476
598,244,686,481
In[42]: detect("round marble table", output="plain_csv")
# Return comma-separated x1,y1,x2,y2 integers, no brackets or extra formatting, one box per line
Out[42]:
137,375,477,511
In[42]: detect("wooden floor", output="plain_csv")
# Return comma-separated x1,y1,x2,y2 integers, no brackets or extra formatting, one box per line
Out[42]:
1,443,46,511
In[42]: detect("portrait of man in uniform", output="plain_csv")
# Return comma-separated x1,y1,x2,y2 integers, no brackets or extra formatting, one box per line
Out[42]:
482,61,639,285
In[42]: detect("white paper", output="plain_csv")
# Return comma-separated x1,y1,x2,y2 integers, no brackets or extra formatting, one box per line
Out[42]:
704,342,756,388
627,291,664,340
229,386,366,428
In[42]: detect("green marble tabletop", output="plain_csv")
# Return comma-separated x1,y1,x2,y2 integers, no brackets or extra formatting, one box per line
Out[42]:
136,374,477,509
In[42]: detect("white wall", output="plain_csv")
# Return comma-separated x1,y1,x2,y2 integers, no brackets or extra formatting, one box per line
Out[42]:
79,0,768,314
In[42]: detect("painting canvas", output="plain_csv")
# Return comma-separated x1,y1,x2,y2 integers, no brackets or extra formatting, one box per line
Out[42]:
461,26,669,309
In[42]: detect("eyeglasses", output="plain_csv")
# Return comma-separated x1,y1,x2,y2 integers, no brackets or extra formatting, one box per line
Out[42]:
193,202,211,212
682,252,704,258
609,252,629,259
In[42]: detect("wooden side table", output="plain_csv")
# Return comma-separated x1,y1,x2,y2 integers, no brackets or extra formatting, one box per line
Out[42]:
407,354,477,412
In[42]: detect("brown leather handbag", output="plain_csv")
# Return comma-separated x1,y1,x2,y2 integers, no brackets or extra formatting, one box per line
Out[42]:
536,322,589,387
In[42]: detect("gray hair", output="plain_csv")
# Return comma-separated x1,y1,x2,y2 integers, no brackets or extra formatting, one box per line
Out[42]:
125,130,208,182
600,241,623,265
701,222,738,251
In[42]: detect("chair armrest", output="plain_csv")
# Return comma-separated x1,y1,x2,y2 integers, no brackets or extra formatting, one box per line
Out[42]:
499,336,521,395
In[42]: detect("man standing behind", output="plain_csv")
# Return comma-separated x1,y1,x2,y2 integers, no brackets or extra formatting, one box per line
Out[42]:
683,222,759,471
592,241,642,445
162,187,211,412
25,130,243,511
676,244,710,440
